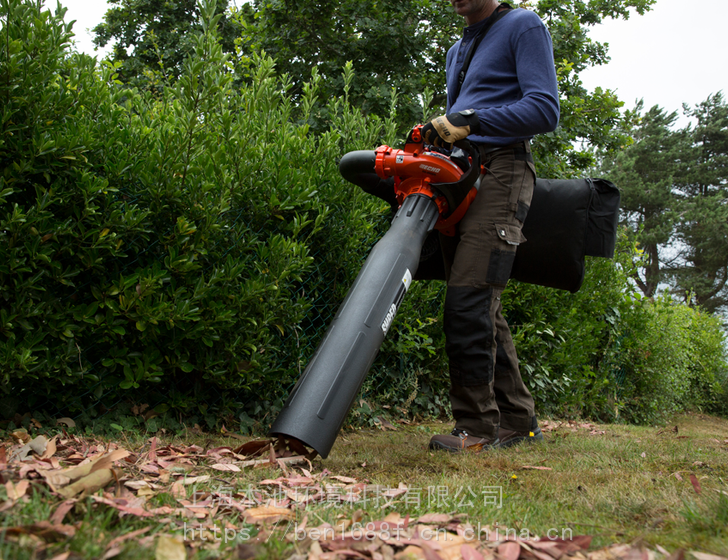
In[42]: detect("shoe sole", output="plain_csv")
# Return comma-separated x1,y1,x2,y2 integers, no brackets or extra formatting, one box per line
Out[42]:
497,429,544,449
428,440,499,453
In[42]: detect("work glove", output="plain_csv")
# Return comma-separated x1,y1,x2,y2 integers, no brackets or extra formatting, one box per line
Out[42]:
421,109,481,148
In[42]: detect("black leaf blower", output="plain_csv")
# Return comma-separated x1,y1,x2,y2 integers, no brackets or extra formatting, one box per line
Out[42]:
269,126,482,458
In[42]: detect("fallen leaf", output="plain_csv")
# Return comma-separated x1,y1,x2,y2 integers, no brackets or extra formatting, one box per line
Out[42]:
309,540,324,560
10,435,49,462
170,480,186,500
41,436,58,460
182,475,210,485
90,495,156,518
377,417,398,431
51,448,130,486
156,535,186,560
497,541,520,560
521,466,553,471
395,545,427,560
244,506,295,524
3,521,76,542
673,472,684,482
58,468,118,499
689,553,728,560
101,547,122,560
56,417,76,428
210,463,241,472
105,527,153,550
689,474,702,495
124,480,152,491
5,479,30,501
233,440,273,457
460,544,485,560
417,514,451,524
50,500,77,524
149,437,158,463
11,430,31,444
329,476,358,484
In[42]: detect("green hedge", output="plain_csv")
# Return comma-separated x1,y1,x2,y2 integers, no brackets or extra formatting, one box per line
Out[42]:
503,235,728,423
0,0,394,423
1,0,725,429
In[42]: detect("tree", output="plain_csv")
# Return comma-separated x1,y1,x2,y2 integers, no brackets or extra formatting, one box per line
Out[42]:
600,103,686,297
93,0,657,174
91,0,241,90
673,93,728,313
233,0,459,129
599,93,728,313
237,0,658,174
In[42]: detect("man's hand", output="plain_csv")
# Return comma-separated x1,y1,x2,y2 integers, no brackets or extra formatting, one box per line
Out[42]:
421,109,481,148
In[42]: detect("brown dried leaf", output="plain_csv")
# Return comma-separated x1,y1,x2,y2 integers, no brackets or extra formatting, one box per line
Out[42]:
689,474,702,495
181,475,210,485
50,500,77,525
156,535,187,560
148,437,159,463
529,540,566,560
54,448,130,484
497,542,521,560
521,466,553,471
10,435,48,462
41,436,58,460
330,476,358,484
4,521,76,542
91,495,156,518
170,480,186,500
233,440,273,457
309,540,324,560
395,545,427,560
377,418,398,431
417,514,451,524
461,544,485,560
11,430,31,444
689,554,728,560
210,463,241,472
56,417,76,428
243,506,295,525
58,468,118,499
5,479,30,501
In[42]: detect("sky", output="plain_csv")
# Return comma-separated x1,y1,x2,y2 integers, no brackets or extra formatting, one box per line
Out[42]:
52,0,727,127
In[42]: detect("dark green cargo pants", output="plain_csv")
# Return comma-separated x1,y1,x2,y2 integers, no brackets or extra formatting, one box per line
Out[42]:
439,143,537,439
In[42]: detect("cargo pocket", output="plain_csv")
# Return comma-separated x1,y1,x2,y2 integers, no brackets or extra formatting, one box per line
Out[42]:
486,224,525,286
494,223,527,246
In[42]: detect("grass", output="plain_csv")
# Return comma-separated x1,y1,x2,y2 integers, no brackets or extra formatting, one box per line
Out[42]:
324,415,728,551
1,413,727,559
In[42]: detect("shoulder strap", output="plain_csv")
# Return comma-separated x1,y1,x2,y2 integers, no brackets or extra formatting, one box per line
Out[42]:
452,3,513,103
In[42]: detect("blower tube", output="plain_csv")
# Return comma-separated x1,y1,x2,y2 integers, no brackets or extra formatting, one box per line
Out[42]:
269,151,439,458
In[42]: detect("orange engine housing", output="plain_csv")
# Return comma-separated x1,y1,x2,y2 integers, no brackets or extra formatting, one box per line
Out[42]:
373,139,479,236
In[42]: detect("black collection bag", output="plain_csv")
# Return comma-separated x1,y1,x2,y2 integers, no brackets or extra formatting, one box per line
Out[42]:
510,177,620,292
414,177,621,293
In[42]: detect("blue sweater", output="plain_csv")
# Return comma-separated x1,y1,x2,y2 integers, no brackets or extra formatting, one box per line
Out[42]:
446,8,560,146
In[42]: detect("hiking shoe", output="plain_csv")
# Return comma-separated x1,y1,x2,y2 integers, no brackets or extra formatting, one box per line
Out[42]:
429,428,497,452
496,425,544,448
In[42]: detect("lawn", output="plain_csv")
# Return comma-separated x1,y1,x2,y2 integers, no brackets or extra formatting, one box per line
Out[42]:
1,413,727,559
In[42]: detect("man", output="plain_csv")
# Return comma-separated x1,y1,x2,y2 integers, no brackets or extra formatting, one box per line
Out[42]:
423,0,560,451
